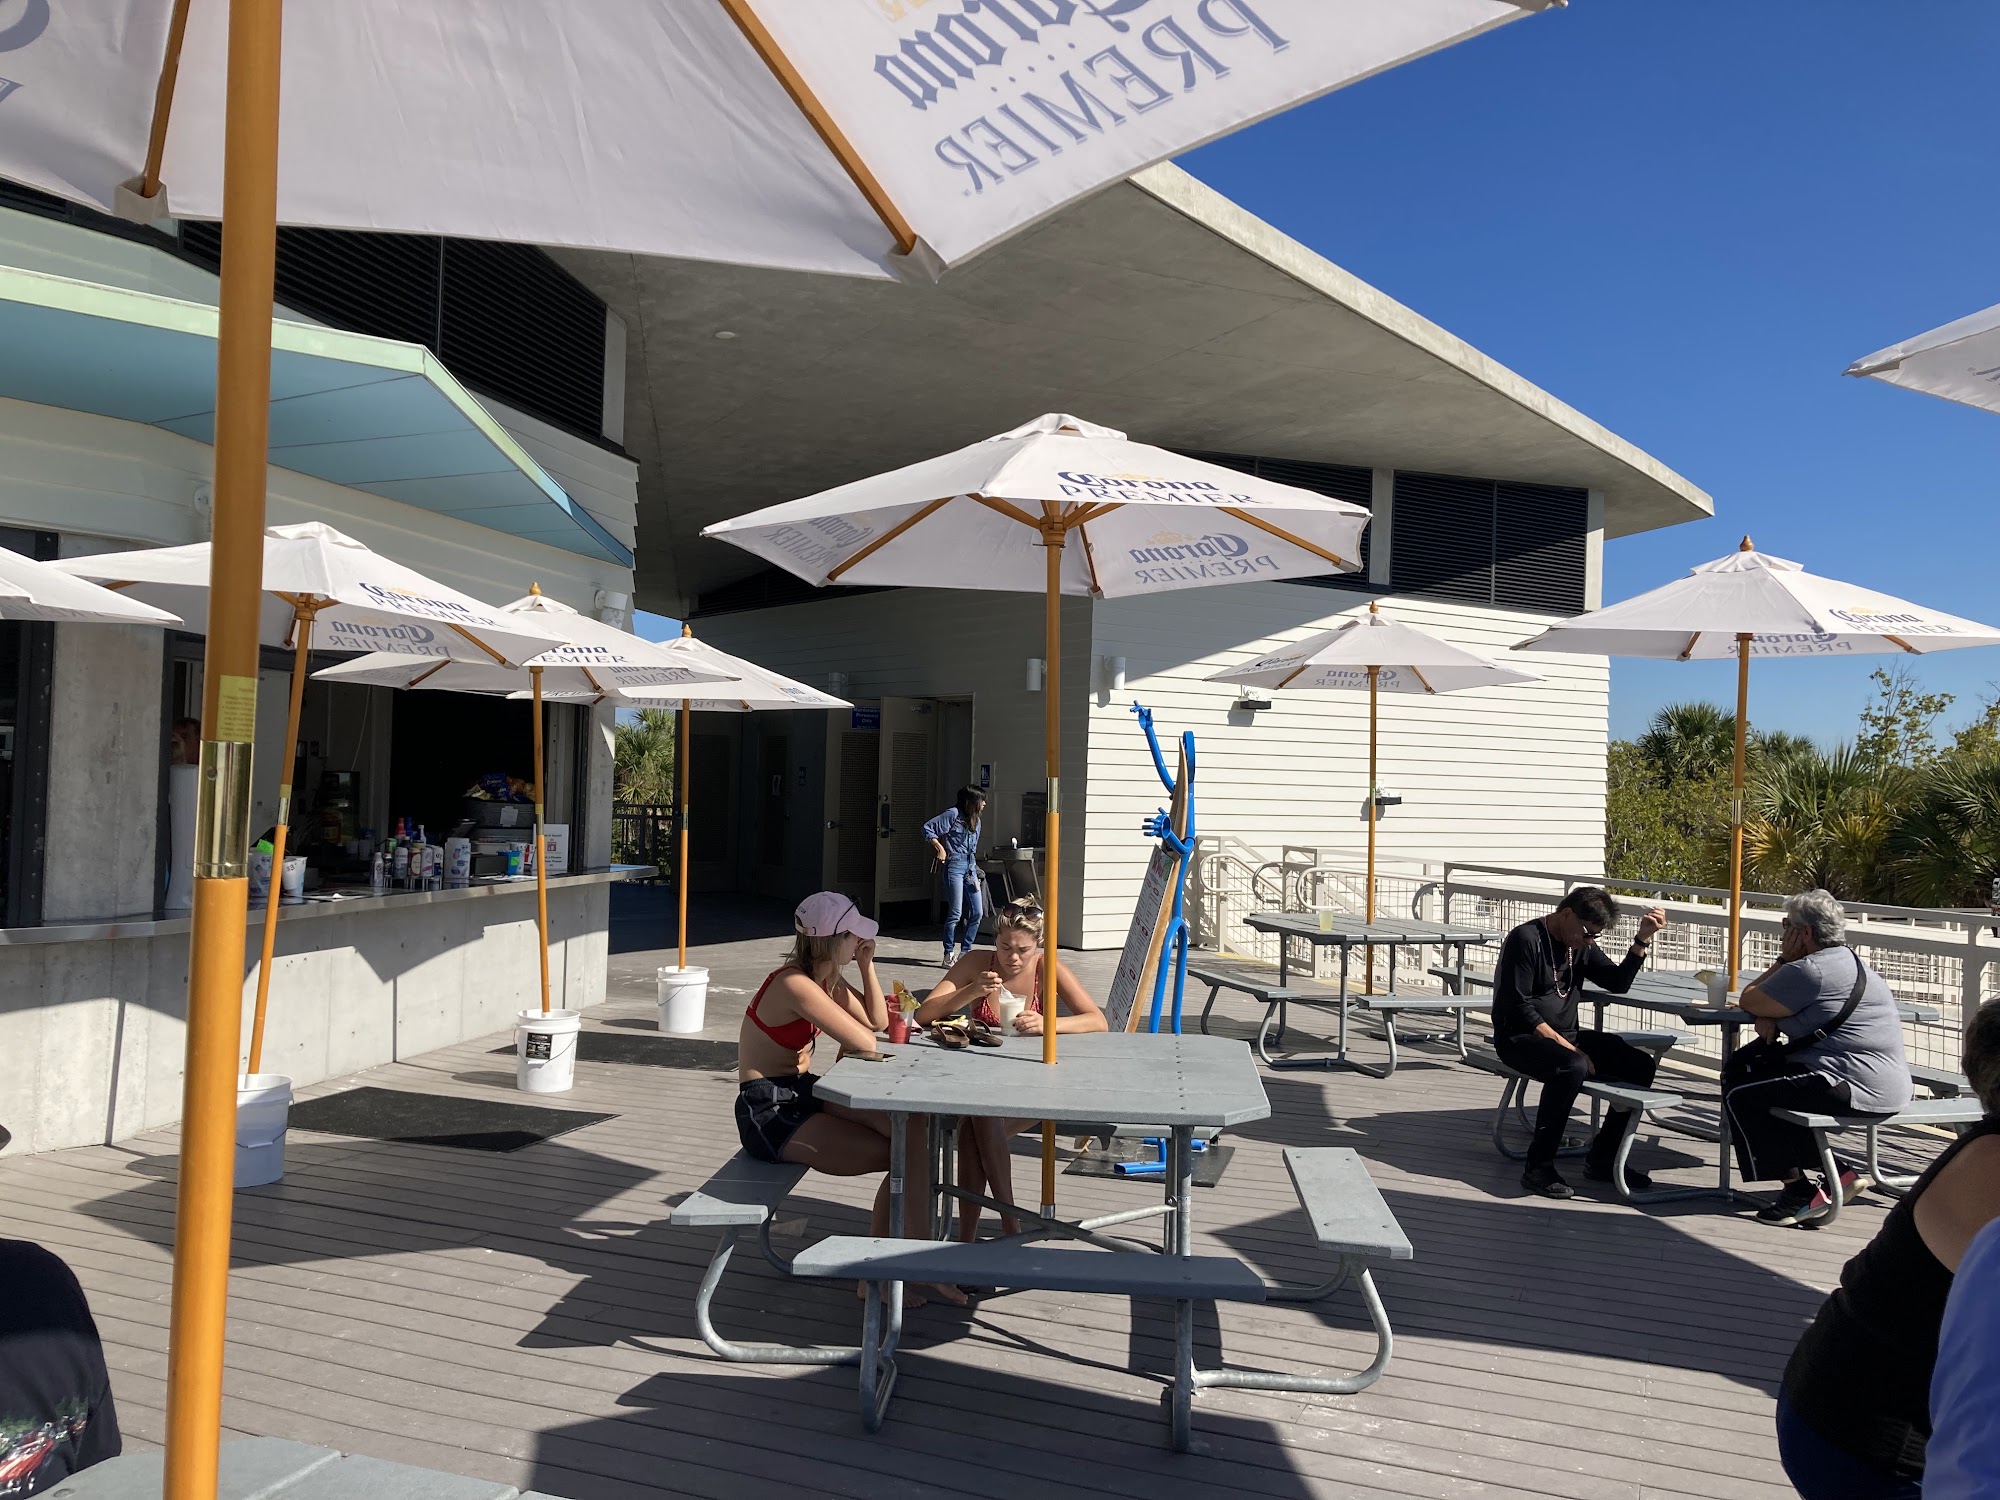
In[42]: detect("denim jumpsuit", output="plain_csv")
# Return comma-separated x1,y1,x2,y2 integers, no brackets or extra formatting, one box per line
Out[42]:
921,807,981,955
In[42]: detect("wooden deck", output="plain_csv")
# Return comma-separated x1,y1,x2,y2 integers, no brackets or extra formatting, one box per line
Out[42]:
1,898,1925,1500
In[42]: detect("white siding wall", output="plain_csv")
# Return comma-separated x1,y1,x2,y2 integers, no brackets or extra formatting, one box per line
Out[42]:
1080,582,1609,949
692,588,1094,945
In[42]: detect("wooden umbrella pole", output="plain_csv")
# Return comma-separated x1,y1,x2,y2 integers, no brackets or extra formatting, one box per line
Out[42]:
163,3,280,1496
1726,633,1751,991
1040,521,1065,1217
678,623,694,971
533,664,551,1013
1364,663,1379,994
246,603,318,1073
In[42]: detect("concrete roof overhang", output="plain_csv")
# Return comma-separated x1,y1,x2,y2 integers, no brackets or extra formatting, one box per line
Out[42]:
555,165,1709,615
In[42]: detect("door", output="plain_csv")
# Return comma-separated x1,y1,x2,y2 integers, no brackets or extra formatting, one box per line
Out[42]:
874,696,937,910
822,708,879,910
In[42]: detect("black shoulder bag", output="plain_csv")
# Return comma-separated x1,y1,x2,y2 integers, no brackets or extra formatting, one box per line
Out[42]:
1723,947,1868,1089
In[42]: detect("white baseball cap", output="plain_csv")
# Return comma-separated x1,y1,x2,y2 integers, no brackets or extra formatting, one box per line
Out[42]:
794,891,879,940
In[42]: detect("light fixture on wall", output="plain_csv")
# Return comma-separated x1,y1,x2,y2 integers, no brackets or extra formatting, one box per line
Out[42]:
1372,789,1404,809
1108,656,1127,693
1026,658,1045,692
1233,693,1273,713
593,587,630,627
828,671,850,696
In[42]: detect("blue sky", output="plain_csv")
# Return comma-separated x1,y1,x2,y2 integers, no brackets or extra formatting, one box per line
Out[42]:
644,3,2000,746
1179,0,2000,745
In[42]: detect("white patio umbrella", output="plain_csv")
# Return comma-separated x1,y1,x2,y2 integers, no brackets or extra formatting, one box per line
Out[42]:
0,545,182,626
705,412,1371,1212
1516,539,2000,988
7,4,1565,1485
59,522,578,1069
1846,302,2000,417
1208,602,1540,946
315,590,738,1015
6,2,1559,281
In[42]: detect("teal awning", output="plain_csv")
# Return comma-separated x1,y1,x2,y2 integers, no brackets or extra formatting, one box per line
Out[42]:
0,265,632,567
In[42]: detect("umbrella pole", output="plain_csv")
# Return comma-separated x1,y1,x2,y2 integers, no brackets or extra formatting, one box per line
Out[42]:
1365,664,1379,994
1726,634,1750,991
1039,523,1065,1217
246,605,316,1074
164,5,281,1498
533,665,551,1013
679,625,694,972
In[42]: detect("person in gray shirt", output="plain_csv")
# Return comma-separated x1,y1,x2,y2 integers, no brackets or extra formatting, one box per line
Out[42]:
1727,888,1912,1226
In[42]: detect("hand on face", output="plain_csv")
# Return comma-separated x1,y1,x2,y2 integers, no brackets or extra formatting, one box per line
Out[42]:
1779,924,1811,964
854,936,876,967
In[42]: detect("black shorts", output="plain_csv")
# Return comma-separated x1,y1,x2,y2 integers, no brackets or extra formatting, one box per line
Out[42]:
735,1074,822,1163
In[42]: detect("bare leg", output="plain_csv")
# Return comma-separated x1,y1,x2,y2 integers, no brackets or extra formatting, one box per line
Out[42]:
972,1117,1023,1236
956,1118,987,1241
817,1099,967,1307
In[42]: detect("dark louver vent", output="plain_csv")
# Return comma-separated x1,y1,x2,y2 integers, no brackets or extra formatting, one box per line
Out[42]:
1391,471,1587,615
1174,449,1375,578
178,223,607,441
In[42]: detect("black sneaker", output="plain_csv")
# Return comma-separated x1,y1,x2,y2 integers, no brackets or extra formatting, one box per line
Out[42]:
1757,1177,1829,1227
1583,1160,1654,1191
1521,1164,1574,1199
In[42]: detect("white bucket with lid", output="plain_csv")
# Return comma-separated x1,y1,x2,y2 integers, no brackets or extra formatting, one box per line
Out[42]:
657,966,710,1034
516,1008,582,1093
235,1074,292,1187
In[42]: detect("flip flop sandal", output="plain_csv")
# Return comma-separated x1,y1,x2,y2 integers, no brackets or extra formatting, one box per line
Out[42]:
927,1024,969,1050
965,1024,1004,1048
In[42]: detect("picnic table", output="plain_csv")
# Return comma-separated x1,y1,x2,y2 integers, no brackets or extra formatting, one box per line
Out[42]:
1236,911,1499,1073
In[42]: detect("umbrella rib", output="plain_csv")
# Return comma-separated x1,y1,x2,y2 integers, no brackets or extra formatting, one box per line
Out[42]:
447,623,510,665
1409,664,1438,695
975,495,1041,530
1276,665,1310,690
1077,523,1105,598
1886,634,1921,654
828,496,955,581
714,0,919,257
1231,512,1354,571
1677,631,1702,661
140,0,193,199
406,660,450,689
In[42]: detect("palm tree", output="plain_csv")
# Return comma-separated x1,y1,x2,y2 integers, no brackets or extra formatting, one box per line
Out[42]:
613,707,677,807
1638,702,1737,784
1739,743,1906,900
1884,752,2000,908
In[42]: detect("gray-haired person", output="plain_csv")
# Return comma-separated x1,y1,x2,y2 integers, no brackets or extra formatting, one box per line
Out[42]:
1729,889,1912,1227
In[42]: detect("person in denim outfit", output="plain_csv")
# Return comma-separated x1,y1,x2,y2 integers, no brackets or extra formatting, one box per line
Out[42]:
923,786,986,965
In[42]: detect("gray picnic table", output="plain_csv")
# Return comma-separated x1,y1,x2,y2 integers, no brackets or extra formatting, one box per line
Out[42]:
812,1031,1275,1444
1579,974,1943,1201
1241,911,1499,1073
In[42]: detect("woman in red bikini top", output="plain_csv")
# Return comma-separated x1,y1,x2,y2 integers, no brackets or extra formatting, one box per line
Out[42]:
914,897,1106,1239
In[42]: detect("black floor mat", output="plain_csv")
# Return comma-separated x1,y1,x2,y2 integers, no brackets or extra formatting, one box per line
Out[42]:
286,1087,614,1152
1064,1142,1235,1187
489,1031,737,1070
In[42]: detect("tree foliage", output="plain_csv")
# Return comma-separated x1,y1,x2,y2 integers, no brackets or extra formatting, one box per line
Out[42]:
613,708,677,807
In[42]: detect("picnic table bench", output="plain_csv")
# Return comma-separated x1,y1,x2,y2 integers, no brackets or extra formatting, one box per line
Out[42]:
669,1152,868,1367
1771,1094,1989,1224
794,1145,1411,1452
1188,955,1478,1076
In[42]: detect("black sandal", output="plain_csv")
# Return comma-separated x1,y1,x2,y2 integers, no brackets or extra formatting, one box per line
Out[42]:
965,1021,1004,1048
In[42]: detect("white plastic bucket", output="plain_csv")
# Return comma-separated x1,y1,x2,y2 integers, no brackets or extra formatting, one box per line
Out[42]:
235,1074,292,1187
657,966,710,1034
516,1008,582,1093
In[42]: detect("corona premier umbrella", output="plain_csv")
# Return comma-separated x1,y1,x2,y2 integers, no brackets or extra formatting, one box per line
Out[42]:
316,589,737,1016
1517,539,2000,988
705,412,1371,1213
59,523,577,1070
0,544,181,625
1208,601,1539,963
0,2,1567,1486
1846,303,2000,417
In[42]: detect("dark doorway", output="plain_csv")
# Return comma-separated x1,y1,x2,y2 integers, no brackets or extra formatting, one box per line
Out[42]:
388,691,534,838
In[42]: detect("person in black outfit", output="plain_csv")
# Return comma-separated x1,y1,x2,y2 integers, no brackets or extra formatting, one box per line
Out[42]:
1775,999,2000,1499
0,1239,121,1495
1492,886,1668,1199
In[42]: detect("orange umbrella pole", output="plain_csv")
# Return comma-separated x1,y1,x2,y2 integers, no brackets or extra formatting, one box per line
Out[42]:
1726,633,1751,991
1364,663,1379,994
678,624,693,971
246,603,318,1073
1039,520,1065,1216
164,3,281,1496
533,664,551,1013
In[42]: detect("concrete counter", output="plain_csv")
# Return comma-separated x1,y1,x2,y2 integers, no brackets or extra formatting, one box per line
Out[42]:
0,870,639,1157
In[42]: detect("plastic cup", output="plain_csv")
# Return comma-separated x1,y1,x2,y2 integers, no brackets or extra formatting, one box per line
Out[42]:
886,1012,911,1044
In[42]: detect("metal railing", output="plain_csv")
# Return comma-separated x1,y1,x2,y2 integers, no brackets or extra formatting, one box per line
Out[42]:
612,802,674,877
1189,842,1987,1074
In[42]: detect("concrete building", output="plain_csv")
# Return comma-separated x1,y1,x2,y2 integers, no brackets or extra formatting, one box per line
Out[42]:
0,187,636,1154
554,165,1710,948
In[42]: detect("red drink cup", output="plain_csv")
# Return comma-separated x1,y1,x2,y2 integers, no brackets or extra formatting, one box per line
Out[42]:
886,1012,910,1045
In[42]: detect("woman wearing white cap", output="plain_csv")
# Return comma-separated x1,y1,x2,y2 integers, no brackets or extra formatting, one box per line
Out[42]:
734,891,966,1305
